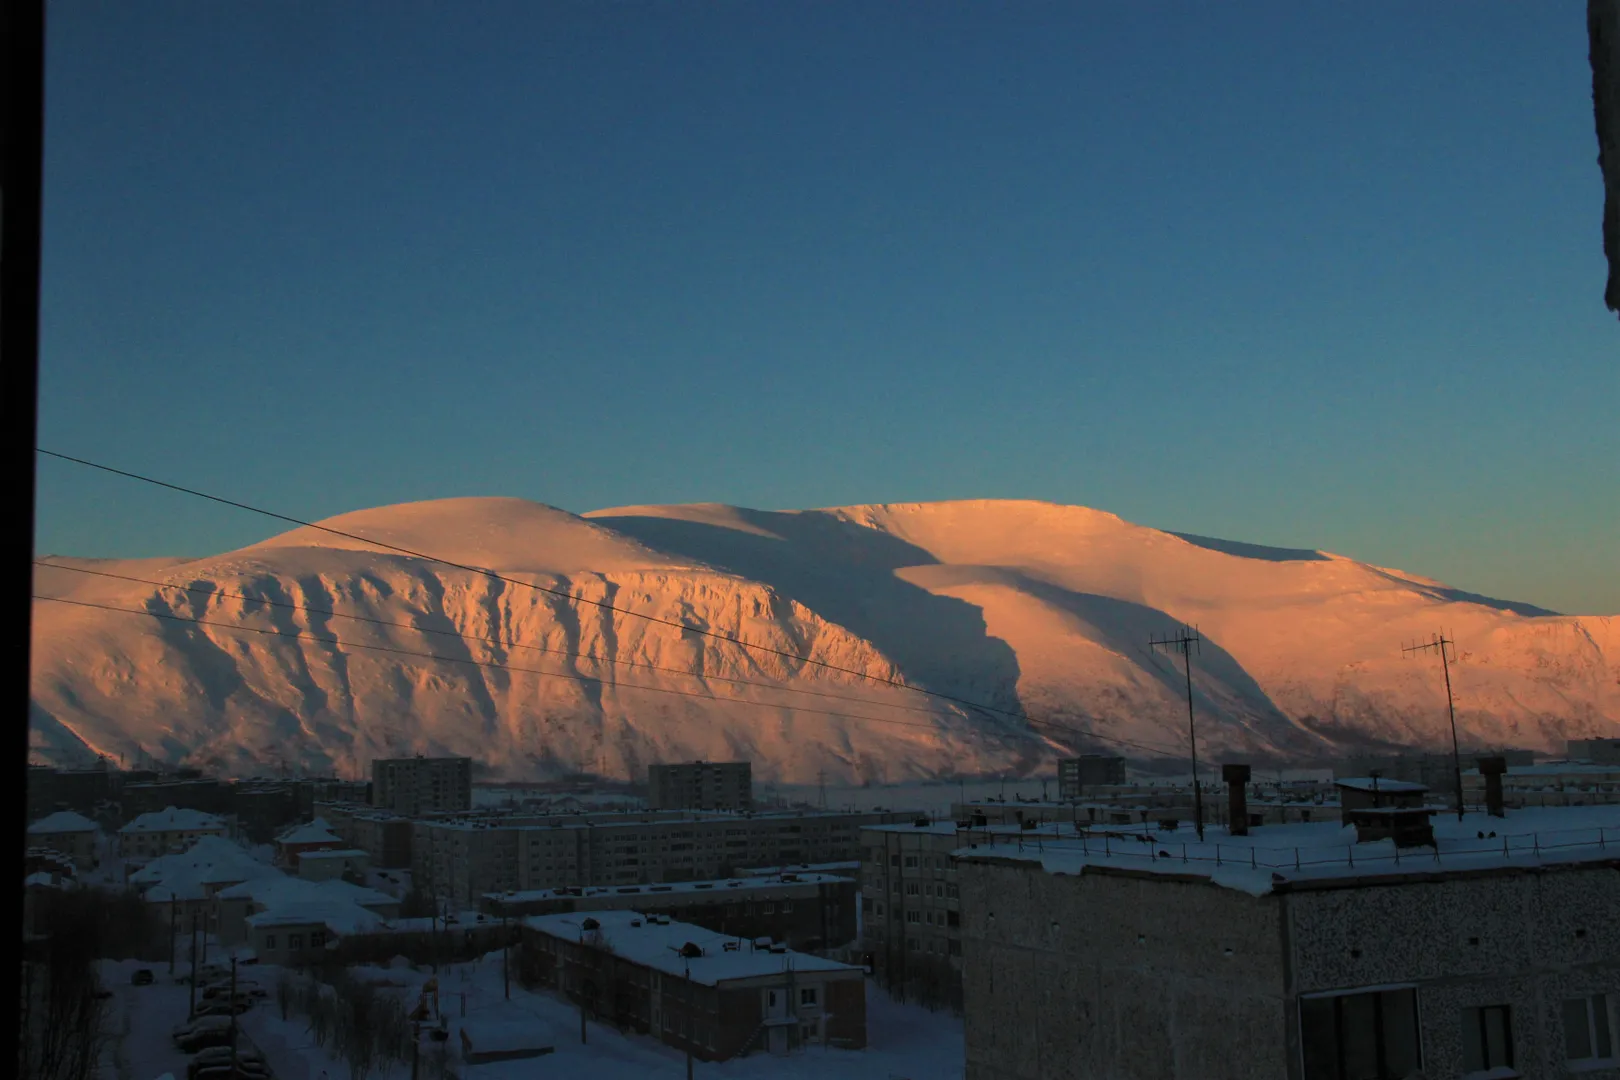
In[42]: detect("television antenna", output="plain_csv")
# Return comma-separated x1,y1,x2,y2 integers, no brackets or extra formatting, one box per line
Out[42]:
1149,624,1205,841
1402,631,1465,820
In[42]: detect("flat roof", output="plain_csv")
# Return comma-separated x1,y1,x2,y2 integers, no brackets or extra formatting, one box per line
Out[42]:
486,871,852,905
1333,778,1429,794
296,848,369,861
523,910,861,987
955,804,1620,896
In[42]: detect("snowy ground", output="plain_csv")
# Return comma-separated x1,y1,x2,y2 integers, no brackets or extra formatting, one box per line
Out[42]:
102,952,964,1080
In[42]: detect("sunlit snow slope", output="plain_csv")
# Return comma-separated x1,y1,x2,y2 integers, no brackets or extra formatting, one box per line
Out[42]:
29,497,1619,781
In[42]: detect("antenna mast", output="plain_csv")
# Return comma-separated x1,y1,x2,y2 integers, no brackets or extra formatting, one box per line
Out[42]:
1149,624,1204,841
1403,631,1465,820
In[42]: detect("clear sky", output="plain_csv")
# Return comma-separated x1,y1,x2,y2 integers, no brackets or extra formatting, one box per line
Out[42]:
34,2,1618,614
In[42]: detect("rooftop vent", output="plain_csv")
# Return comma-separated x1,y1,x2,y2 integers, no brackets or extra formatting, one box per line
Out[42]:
913,818,931,828
580,917,600,931
678,941,703,959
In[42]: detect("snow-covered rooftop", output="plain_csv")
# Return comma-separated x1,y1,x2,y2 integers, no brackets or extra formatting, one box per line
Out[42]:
217,873,396,910
120,807,227,834
956,805,1620,897
1333,777,1429,794
128,835,278,900
28,809,100,834
296,848,368,862
524,910,862,987
246,899,384,935
487,871,852,906
277,818,344,845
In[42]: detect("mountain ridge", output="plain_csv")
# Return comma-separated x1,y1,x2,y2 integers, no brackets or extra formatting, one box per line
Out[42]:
29,496,1618,781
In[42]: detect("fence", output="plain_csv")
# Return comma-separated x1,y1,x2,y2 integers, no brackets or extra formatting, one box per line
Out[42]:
970,823,1618,876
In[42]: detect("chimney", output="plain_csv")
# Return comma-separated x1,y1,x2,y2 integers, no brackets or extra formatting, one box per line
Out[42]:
1222,764,1252,836
1477,756,1507,817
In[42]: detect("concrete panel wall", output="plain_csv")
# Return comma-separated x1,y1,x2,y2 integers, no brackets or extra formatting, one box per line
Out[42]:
959,860,1288,1080
1285,865,1620,1080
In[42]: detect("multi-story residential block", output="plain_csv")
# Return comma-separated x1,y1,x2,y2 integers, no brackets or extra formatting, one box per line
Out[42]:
1567,738,1620,764
117,806,229,860
1461,759,1620,808
1057,754,1127,798
955,797,1620,1080
520,910,866,1059
26,809,101,869
482,870,857,952
413,808,914,908
648,762,753,812
370,756,473,816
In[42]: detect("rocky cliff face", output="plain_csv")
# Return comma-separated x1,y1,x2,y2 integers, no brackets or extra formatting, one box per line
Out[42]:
29,498,1620,781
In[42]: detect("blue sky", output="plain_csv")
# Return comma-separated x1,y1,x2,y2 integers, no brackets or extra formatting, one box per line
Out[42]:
35,2,1618,614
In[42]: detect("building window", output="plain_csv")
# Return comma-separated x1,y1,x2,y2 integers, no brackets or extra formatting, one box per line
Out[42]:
761,902,774,914
1564,994,1615,1064
874,903,884,918
1461,1004,1513,1074
935,884,945,898
310,931,326,948
1299,988,1421,1080
905,883,920,896
948,939,961,956
907,938,919,952
781,900,793,912
264,934,277,949
947,910,960,928
906,910,920,924
800,987,817,1006
904,855,918,869
288,933,304,950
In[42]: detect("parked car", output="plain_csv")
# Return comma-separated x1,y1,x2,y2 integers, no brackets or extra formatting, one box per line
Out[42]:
131,969,154,986
192,998,252,1018
193,1065,272,1080
201,982,262,1001
172,1016,233,1053
187,1047,268,1080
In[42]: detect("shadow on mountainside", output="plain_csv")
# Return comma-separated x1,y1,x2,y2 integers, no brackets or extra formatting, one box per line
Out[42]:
1365,568,1560,618
587,508,1028,725
1170,532,1327,562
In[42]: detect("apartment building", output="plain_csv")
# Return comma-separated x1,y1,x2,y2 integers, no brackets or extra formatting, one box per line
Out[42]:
370,756,473,816
955,802,1620,1080
26,809,100,869
648,761,753,812
521,910,866,1059
117,806,229,860
1056,754,1127,798
414,808,914,908
1461,760,1620,808
1568,738,1620,765
483,871,858,952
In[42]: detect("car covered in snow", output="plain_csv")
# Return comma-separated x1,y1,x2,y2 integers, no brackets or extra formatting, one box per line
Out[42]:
171,1016,233,1052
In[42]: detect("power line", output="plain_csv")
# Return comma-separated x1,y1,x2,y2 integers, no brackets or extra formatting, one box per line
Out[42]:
34,448,1185,758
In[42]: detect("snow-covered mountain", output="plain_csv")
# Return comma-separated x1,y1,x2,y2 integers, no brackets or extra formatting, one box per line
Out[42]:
28,498,1620,782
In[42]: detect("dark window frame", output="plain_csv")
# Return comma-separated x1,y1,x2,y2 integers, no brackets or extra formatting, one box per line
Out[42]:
1299,987,1422,1080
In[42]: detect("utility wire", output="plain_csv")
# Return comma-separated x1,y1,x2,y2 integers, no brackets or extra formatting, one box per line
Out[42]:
35,448,1183,757
33,592,1184,760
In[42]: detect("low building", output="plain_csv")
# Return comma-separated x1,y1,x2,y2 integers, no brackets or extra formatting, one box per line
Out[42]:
246,899,385,966
216,874,400,944
459,1021,554,1064
955,804,1620,1080
648,762,753,812
1057,755,1127,798
118,807,229,861
26,809,100,868
275,818,347,866
521,909,866,1059
482,871,857,952
296,848,370,882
